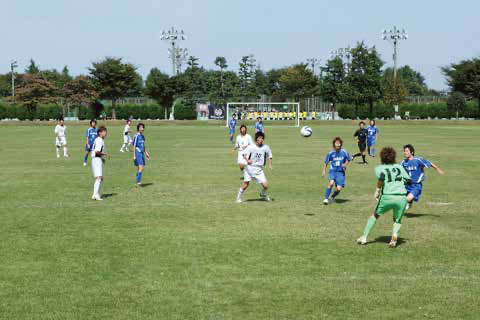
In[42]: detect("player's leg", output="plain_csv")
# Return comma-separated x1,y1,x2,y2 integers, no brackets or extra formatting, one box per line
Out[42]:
405,184,421,211
258,173,269,201
62,139,68,157
360,143,367,164
323,175,336,205
389,197,407,248
229,132,234,144
120,136,127,152
84,144,90,166
136,164,144,185
55,139,60,158
92,158,103,200
331,173,345,201
237,178,250,203
238,159,247,179
358,198,389,244
370,141,376,157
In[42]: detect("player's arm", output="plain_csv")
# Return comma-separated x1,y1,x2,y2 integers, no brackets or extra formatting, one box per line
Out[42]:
431,162,444,175
145,147,150,160
374,174,384,200
268,157,272,170
132,137,137,160
322,162,327,177
243,153,253,165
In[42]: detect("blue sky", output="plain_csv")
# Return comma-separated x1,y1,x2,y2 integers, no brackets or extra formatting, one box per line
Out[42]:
3,0,479,90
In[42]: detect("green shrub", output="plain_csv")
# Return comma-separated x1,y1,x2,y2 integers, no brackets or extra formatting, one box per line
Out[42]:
174,102,196,120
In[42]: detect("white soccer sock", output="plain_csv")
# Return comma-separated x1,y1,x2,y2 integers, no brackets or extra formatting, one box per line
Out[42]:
56,148,60,157
94,179,101,195
237,188,244,199
63,147,68,156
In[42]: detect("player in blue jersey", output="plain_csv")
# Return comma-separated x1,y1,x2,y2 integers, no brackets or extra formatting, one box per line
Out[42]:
228,113,238,144
367,120,379,157
401,144,444,211
83,119,98,166
322,137,352,205
133,123,151,186
255,116,264,133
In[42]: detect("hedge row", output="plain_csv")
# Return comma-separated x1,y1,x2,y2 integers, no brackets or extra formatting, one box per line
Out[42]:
338,102,479,119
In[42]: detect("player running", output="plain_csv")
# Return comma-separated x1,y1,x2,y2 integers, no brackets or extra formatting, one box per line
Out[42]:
255,116,264,133
91,126,108,201
54,118,68,158
133,123,151,186
228,113,238,144
83,119,97,166
357,147,411,247
401,144,444,211
120,119,133,152
367,120,379,157
236,131,272,203
352,121,368,165
322,137,351,205
233,124,253,179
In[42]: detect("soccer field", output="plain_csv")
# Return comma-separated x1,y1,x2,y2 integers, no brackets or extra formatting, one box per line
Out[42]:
0,121,479,319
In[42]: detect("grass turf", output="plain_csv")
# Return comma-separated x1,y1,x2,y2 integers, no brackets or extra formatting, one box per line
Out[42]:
0,120,479,319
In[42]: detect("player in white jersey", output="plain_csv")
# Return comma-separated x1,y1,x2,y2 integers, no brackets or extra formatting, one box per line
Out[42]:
236,131,273,203
91,126,108,201
54,118,68,158
232,124,253,179
120,119,133,152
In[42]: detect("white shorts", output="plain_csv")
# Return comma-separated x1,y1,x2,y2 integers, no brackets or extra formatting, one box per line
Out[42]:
55,137,67,146
237,156,247,166
91,157,104,177
244,166,267,184
123,135,132,144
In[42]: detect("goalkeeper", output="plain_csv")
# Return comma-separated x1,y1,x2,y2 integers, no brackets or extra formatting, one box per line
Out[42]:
357,147,412,248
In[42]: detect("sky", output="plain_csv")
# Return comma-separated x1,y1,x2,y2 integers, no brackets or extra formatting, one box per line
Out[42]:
2,0,479,90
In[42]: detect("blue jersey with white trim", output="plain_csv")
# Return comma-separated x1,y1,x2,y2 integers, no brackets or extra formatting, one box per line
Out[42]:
255,121,263,132
229,119,237,130
401,157,432,183
325,149,351,173
85,127,98,145
133,133,145,154
367,126,378,139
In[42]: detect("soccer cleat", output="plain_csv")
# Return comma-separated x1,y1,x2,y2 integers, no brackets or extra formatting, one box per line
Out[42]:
389,238,398,248
83,162,87,167
330,197,336,203
93,194,103,201
323,199,329,205
120,149,124,153
236,198,242,203
91,194,96,200
357,236,367,245
57,155,60,158
405,202,412,211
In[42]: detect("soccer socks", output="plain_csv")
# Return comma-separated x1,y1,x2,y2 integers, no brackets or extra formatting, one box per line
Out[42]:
324,187,332,200
371,147,375,156
136,171,143,184
362,154,366,163
392,223,402,238
84,154,89,163
94,179,101,196
363,216,377,237
63,147,68,157
56,147,60,157
331,190,341,199
237,188,244,200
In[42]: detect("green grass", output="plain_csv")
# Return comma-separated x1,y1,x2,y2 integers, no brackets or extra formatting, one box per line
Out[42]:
0,120,479,319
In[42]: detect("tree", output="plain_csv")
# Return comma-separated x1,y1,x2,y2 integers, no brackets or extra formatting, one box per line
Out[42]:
238,56,256,99
64,76,99,107
442,58,480,117
384,66,428,96
278,64,318,100
25,59,40,74
447,91,466,119
344,42,384,118
8,74,58,111
320,57,346,115
145,68,176,112
214,57,227,103
384,74,408,107
89,57,140,119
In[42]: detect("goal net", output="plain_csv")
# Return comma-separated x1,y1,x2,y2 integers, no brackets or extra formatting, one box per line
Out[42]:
226,102,301,128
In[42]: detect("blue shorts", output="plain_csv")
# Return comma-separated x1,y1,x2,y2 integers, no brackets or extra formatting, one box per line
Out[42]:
134,153,145,166
229,129,235,135
367,139,376,147
85,143,93,152
406,183,423,202
328,171,346,188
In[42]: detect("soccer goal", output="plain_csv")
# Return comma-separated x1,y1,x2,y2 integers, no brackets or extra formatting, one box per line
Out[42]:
226,102,301,128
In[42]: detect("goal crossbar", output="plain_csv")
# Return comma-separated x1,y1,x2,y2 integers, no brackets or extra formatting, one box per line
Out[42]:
226,102,300,127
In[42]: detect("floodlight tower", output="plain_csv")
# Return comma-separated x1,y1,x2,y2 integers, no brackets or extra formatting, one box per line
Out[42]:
307,58,321,75
10,60,17,102
161,28,187,75
329,47,351,72
382,27,408,79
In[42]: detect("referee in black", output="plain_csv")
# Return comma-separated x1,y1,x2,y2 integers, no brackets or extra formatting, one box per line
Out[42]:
352,121,368,165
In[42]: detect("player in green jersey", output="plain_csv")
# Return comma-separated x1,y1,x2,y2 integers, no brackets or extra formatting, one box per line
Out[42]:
357,147,412,248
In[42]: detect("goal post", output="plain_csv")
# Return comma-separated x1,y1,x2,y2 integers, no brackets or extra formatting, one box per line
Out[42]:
226,102,301,128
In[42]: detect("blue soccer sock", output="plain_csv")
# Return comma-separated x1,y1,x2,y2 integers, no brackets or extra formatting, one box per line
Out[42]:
324,187,332,199
84,154,89,163
332,190,341,199
136,171,143,184
371,147,375,156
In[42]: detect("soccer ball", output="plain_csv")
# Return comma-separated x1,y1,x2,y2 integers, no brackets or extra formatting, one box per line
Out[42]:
300,126,313,137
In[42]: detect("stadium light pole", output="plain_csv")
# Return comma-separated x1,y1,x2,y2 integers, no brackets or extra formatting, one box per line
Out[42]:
382,27,408,80
307,58,320,75
161,28,187,76
10,60,17,103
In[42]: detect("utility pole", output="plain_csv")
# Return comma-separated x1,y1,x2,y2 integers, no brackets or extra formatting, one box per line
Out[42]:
382,27,408,80
10,60,17,103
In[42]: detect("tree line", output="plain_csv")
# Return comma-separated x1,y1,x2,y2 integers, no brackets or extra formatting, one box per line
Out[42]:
1,41,479,119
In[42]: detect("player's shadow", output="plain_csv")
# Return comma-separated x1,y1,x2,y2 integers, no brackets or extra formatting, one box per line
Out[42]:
404,212,440,218
333,199,349,204
102,193,117,198
245,198,274,202
304,213,315,216
372,236,407,247
139,183,154,188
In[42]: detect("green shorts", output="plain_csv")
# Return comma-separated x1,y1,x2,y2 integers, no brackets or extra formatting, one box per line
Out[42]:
375,195,407,223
